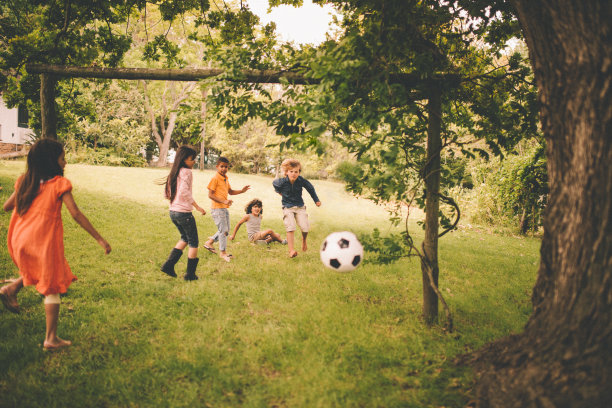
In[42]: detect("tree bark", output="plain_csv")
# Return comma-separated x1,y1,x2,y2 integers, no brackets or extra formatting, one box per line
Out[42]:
40,74,57,139
470,2,612,407
421,84,442,324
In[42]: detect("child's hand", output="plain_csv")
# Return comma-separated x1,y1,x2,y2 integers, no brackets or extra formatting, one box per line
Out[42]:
241,185,251,193
98,238,112,254
226,199,233,207
315,201,322,207
199,208,207,215
229,234,235,241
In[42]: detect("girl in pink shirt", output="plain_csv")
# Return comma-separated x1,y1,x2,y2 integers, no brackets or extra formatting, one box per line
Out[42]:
161,146,206,280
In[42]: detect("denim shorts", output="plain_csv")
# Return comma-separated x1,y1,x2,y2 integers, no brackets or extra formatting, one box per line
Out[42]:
169,211,199,248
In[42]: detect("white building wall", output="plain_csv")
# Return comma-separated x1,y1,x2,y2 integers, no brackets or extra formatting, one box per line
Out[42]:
0,97,33,145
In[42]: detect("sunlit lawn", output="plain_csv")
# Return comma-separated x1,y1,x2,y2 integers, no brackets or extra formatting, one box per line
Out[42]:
0,159,539,407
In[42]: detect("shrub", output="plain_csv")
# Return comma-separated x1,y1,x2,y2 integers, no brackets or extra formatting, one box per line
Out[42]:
459,144,547,234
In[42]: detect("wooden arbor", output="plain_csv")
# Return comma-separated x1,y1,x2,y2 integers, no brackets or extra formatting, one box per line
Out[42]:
26,63,455,325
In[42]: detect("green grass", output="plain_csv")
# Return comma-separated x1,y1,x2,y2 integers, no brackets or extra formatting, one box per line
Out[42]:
0,160,540,407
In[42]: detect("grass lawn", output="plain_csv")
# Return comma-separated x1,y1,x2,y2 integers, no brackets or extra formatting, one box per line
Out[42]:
0,160,540,407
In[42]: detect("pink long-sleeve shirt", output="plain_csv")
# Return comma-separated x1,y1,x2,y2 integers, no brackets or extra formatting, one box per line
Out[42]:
169,168,194,212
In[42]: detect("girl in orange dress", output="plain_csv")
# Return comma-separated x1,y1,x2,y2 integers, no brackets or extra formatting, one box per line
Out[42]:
0,139,111,350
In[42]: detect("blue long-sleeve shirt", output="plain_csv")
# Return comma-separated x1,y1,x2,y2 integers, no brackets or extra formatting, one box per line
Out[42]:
273,176,320,208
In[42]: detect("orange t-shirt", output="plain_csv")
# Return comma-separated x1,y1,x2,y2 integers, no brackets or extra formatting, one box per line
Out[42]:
207,172,231,209
7,176,77,296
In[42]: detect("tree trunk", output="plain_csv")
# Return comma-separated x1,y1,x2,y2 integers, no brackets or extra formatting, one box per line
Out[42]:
142,81,196,167
200,88,208,170
157,111,178,167
421,84,442,324
40,74,57,139
471,2,612,407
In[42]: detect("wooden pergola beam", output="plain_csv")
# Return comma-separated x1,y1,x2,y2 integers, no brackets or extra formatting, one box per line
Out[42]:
27,64,318,85
26,64,460,87
27,63,460,141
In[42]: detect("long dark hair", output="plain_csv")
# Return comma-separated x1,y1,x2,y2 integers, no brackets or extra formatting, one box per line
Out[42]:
245,198,263,214
16,138,65,216
165,145,197,202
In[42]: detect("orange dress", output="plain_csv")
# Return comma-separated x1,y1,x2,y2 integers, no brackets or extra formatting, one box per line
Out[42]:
7,176,77,296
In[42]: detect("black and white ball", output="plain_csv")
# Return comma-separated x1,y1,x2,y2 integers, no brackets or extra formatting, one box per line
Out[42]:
320,231,364,272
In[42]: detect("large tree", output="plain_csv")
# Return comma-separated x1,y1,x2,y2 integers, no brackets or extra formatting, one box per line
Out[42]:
468,1,612,406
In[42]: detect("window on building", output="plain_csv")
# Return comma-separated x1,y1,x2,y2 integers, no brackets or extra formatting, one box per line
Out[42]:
17,104,29,128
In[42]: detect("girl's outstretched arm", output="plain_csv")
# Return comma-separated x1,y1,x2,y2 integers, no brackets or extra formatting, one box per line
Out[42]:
3,192,16,212
229,215,249,241
192,200,206,215
61,192,111,254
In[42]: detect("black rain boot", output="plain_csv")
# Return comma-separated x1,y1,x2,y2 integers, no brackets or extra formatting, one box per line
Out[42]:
161,248,183,277
184,257,199,281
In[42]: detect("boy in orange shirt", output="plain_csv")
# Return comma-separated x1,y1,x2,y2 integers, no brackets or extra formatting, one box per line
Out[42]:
202,157,250,262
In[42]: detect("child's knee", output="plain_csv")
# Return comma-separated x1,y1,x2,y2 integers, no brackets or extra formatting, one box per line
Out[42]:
44,294,61,304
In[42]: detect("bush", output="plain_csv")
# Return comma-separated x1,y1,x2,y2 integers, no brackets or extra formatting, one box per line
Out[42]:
66,144,147,167
457,144,547,234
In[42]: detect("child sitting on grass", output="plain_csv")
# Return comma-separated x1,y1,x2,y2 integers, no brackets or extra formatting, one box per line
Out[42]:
229,199,286,245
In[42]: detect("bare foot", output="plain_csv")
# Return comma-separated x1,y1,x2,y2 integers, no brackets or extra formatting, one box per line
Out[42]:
289,251,298,258
302,241,308,251
220,254,231,262
0,285,19,313
43,338,72,350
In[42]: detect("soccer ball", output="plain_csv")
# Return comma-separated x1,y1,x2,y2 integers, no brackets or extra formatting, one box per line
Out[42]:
320,231,364,272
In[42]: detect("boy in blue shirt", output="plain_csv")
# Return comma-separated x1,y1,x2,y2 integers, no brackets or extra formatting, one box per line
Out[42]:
273,158,321,258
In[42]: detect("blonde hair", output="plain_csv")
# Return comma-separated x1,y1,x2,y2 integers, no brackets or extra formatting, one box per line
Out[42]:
280,158,301,175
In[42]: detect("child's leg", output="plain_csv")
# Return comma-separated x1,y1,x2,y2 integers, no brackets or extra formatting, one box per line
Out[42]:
295,207,310,252
283,207,298,257
286,231,297,257
266,230,284,243
0,277,23,313
43,294,71,349
204,234,216,249
217,208,229,258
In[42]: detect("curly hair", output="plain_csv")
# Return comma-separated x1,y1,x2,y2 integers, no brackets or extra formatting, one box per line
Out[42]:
280,158,301,175
245,198,263,214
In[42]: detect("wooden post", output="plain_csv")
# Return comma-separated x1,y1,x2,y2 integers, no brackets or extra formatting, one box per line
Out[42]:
40,74,57,139
421,83,442,324
199,88,208,170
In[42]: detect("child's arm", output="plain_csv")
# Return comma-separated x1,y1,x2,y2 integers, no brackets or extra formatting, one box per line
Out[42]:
3,192,16,212
192,200,206,215
229,215,249,241
303,178,322,206
229,185,251,195
208,188,233,207
61,192,111,254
